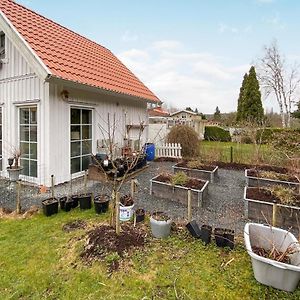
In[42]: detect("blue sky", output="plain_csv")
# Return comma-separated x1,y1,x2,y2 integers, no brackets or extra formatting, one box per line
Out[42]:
16,0,300,113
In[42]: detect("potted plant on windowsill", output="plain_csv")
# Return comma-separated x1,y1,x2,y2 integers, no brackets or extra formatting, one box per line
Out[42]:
150,211,172,238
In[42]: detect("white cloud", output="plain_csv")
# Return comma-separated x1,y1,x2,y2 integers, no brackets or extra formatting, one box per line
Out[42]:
218,23,239,34
263,13,285,29
121,30,138,42
118,40,250,113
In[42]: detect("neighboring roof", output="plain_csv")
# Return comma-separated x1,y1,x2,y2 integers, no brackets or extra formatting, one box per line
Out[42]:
0,0,159,102
170,110,197,117
148,106,169,117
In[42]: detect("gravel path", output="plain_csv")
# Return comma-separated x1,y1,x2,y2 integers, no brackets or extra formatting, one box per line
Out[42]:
0,162,247,234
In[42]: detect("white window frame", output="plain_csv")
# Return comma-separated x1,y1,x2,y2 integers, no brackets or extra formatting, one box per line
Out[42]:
0,31,5,59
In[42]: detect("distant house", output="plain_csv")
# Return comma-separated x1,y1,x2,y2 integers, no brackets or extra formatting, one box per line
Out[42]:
148,108,206,143
0,0,159,186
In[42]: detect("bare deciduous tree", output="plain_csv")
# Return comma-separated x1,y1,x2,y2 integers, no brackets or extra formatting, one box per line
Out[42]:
257,40,300,128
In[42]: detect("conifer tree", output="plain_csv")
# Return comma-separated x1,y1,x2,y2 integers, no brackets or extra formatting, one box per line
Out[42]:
214,106,221,120
236,73,248,122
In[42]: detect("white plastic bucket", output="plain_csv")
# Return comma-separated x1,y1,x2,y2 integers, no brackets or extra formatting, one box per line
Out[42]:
119,204,134,221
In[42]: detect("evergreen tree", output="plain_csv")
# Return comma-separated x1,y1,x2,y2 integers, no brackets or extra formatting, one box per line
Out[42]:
214,106,221,120
292,101,300,119
236,66,264,124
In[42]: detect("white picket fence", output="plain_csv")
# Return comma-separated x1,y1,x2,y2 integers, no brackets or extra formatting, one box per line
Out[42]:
155,143,182,159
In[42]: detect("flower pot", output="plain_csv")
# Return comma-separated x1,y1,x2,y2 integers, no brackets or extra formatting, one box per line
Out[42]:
59,196,72,212
150,212,172,238
7,167,23,182
244,223,300,292
119,204,134,221
135,208,145,223
76,193,92,210
214,228,226,247
200,225,212,245
186,220,201,238
42,198,59,217
71,195,79,208
224,229,234,249
94,194,110,214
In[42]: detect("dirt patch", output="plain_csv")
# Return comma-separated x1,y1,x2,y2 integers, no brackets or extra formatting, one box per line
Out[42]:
80,224,147,267
247,169,298,182
177,161,216,171
62,220,87,232
155,174,206,190
154,157,180,162
246,188,279,203
0,206,39,219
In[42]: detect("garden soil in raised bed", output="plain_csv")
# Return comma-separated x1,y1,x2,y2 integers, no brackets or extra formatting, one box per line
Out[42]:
176,161,216,172
247,169,298,183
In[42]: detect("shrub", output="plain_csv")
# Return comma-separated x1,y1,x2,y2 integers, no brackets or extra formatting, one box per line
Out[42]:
171,172,189,186
204,126,231,142
167,125,199,158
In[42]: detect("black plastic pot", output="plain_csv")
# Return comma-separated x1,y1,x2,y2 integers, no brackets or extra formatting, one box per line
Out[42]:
77,193,92,210
135,209,145,223
94,194,110,214
200,225,212,245
186,220,201,238
42,198,59,217
224,229,235,249
214,228,226,247
59,196,67,210
71,195,79,208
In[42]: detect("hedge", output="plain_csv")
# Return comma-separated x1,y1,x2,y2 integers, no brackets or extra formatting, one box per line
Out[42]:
256,128,300,144
204,126,231,142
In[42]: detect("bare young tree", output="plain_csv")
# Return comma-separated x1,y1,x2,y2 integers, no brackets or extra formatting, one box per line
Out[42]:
257,40,300,128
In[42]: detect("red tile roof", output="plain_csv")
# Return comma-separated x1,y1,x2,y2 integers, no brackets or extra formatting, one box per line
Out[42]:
148,106,169,117
0,0,159,102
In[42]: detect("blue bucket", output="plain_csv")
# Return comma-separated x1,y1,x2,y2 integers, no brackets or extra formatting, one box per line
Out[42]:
145,143,155,161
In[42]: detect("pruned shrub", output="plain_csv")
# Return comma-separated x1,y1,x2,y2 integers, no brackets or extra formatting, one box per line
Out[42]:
171,172,189,186
204,126,231,142
167,125,199,158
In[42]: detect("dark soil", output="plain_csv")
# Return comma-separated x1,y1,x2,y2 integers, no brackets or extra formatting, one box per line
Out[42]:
94,194,110,203
81,224,147,264
177,161,216,171
42,198,58,205
155,174,206,190
151,211,170,221
154,157,180,162
252,246,291,264
136,208,145,216
247,169,298,182
62,220,87,232
120,195,134,206
246,187,279,203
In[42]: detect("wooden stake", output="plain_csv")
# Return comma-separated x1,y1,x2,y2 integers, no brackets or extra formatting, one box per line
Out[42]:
116,192,120,235
131,179,135,199
187,189,192,222
272,203,277,227
51,175,54,199
84,170,88,195
16,180,21,214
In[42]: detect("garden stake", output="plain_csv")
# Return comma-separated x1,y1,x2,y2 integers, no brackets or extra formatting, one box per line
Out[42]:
230,146,233,163
131,179,135,199
272,203,277,227
84,170,87,195
116,192,120,235
16,180,21,214
187,189,192,222
51,175,54,199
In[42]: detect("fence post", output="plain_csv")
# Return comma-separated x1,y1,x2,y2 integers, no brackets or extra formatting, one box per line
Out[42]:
116,192,120,235
230,146,233,163
187,189,192,222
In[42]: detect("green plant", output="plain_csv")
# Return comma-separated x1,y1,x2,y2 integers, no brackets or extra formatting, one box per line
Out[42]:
187,160,204,169
259,171,291,181
171,171,189,186
268,186,297,206
204,126,231,142
167,125,199,157
105,252,121,264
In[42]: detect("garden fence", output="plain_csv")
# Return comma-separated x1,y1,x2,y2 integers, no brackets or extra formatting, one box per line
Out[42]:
155,143,182,159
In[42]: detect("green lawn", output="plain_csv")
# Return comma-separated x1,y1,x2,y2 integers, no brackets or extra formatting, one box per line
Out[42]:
0,210,299,299
199,141,284,165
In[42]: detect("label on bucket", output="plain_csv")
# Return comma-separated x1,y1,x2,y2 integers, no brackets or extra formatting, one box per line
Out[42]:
119,204,134,221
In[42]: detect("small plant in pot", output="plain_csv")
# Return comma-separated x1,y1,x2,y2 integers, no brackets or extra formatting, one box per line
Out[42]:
135,208,145,223
59,196,72,212
76,192,93,210
94,194,110,214
150,211,172,238
200,224,212,245
42,197,59,217
119,194,134,221
214,228,234,249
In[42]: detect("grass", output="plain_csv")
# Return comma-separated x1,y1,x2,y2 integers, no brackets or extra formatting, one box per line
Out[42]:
1,209,300,299
199,141,284,165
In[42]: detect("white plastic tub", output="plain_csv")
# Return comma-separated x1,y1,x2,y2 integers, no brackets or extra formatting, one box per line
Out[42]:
119,204,134,221
244,223,300,292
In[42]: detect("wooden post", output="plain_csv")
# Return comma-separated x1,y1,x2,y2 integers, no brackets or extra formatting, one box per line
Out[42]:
272,203,277,227
131,179,135,199
187,189,192,222
51,175,54,199
16,180,21,214
230,146,233,163
84,170,88,195
116,192,120,235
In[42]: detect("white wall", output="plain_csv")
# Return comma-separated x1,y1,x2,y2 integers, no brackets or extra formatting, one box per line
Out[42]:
148,123,168,144
47,82,148,186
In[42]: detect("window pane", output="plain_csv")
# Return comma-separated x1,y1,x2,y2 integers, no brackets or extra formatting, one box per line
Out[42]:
30,108,37,124
20,126,29,141
71,126,81,140
30,126,37,142
21,159,29,176
20,142,30,159
20,109,30,124
82,125,92,139
30,160,37,177
30,143,37,160
82,155,90,170
82,110,92,124
71,109,80,124
71,141,81,157
71,157,80,174
82,140,92,155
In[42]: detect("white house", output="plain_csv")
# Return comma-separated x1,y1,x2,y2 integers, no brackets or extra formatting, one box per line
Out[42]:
0,0,159,186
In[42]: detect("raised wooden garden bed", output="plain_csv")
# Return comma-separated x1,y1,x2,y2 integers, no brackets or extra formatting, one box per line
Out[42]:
173,162,218,183
245,169,300,190
150,174,209,208
244,186,300,230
